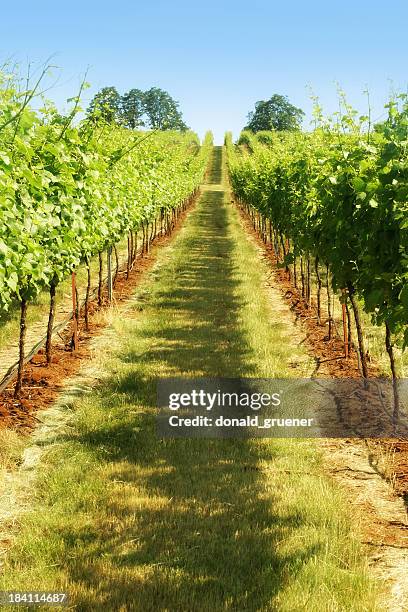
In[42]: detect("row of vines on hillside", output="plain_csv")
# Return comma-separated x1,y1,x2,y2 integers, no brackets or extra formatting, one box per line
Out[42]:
0,69,212,395
226,94,408,424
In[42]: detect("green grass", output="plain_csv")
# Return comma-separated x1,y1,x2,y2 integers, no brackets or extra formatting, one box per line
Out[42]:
0,148,381,611
0,429,25,473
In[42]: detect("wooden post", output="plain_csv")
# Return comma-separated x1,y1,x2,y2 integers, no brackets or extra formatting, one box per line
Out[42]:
315,257,321,324
300,257,305,298
347,282,368,378
113,245,119,287
326,264,332,340
346,300,352,354
85,260,91,331
71,272,78,351
385,322,400,431
98,252,103,306
107,247,113,303
46,281,57,364
306,257,311,306
341,290,349,358
14,299,28,398
127,234,131,280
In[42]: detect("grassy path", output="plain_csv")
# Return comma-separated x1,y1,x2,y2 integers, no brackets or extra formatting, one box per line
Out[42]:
0,147,379,610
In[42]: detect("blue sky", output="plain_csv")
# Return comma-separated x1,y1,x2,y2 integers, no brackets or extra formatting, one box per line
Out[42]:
1,0,407,143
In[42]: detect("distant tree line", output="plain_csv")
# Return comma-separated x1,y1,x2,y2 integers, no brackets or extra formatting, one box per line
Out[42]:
87,86,188,130
244,94,304,132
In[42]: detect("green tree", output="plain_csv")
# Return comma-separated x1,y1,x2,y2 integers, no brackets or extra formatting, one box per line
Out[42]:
87,86,121,123
143,87,187,130
121,88,145,129
245,94,304,132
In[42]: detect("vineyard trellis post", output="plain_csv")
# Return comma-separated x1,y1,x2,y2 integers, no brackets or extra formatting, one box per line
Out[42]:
98,252,103,306
85,259,91,331
347,283,368,378
341,289,349,358
14,299,28,398
113,245,119,287
385,322,400,430
71,272,79,351
46,280,57,364
107,247,113,303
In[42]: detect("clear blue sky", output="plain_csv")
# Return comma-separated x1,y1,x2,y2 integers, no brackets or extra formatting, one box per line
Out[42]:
1,0,407,143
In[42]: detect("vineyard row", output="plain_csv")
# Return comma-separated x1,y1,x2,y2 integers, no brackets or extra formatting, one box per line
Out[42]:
0,71,212,394
226,96,408,421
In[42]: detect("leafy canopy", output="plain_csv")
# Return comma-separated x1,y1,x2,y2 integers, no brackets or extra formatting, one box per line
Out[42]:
120,88,145,129
87,86,188,131
87,86,121,123
0,66,212,308
227,91,408,347
143,87,187,131
245,94,304,132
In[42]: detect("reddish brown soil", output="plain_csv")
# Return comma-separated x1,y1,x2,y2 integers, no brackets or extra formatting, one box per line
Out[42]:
235,200,408,500
0,201,195,433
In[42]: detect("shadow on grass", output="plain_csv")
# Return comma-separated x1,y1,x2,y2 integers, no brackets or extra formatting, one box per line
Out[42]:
61,433,321,611
120,188,253,380
53,150,322,609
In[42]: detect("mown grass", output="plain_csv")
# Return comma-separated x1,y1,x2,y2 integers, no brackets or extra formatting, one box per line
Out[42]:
0,429,25,473
0,148,381,610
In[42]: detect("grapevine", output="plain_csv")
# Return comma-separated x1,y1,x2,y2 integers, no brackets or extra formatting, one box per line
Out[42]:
226,95,408,424
0,71,212,395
